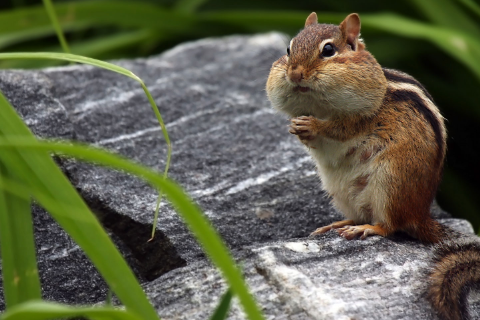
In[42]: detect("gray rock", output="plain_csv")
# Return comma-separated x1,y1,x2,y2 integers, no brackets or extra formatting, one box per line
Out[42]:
0,33,476,319
146,218,477,320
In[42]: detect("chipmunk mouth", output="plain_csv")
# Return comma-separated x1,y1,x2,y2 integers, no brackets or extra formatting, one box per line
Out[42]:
294,85,311,93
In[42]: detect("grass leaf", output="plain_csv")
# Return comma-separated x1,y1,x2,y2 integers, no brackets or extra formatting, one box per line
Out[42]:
0,167,41,308
360,13,480,83
0,135,266,320
0,1,193,39
0,51,172,240
209,288,233,320
0,92,160,320
408,0,480,36
0,300,143,320
42,0,71,54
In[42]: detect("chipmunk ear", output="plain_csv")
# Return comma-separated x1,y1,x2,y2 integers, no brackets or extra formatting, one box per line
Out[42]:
305,12,318,27
339,13,361,51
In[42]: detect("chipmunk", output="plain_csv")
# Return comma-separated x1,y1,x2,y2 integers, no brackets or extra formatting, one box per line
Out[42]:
266,12,480,320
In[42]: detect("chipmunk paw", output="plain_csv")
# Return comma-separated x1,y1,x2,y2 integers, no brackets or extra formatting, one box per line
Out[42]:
289,116,320,141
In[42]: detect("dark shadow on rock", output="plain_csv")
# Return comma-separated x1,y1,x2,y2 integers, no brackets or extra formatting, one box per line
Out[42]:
94,201,187,281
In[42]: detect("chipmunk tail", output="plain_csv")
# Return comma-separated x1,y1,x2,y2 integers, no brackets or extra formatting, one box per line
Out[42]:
428,238,480,320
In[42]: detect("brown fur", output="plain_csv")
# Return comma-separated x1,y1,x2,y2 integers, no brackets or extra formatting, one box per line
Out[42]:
268,13,446,241
266,12,477,320
429,240,480,320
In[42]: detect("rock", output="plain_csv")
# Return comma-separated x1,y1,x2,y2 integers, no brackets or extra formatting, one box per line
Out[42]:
0,33,476,319
145,218,479,320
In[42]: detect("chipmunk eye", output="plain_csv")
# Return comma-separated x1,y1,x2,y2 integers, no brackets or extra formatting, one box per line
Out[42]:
287,47,290,56
321,43,335,57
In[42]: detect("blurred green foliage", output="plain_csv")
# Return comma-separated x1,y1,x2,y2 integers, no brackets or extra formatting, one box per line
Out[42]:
1,0,479,230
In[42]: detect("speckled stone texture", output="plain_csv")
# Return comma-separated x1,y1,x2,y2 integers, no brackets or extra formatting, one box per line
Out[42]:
0,33,478,319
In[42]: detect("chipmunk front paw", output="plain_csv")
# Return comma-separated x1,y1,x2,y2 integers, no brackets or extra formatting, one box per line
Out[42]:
289,116,321,141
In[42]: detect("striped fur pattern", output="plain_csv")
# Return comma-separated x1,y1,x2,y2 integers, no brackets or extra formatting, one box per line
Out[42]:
428,239,480,320
266,12,446,243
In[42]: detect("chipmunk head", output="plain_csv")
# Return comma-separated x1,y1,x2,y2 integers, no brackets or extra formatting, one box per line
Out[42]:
266,13,387,119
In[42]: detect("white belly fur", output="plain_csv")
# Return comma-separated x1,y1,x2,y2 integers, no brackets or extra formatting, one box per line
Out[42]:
307,136,388,225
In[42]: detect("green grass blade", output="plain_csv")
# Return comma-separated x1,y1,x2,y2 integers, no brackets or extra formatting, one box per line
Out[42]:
0,1,193,35
0,167,41,308
1,30,159,69
0,51,171,240
0,1,193,62
0,81,262,319
42,0,71,54
0,51,171,173
0,300,143,320
360,13,480,83
0,136,265,320
408,0,480,36
151,190,164,240
0,52,138,79
0,30,158,69
0,93,160,320
209,288,233,320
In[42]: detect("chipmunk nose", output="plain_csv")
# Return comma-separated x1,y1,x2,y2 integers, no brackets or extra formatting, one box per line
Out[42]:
288,65,305,84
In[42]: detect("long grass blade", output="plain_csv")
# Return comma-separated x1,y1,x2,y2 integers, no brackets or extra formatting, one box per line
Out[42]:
0,51,171,238
0,166,41,308
0,1,193,64
0,1,193,36
360,13,480,83
42,0,71,54
0,52,138,79
0,51,171,163
2,30,159,69
0,93,160,320
408,0,480,37
0,135,265,320
0,300,143,320
209,288,233,320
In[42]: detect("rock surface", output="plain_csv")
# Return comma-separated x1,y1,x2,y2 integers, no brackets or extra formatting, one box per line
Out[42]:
0,33,478,319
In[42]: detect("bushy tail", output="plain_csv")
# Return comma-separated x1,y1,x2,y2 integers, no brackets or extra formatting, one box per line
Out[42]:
428,239,480,320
